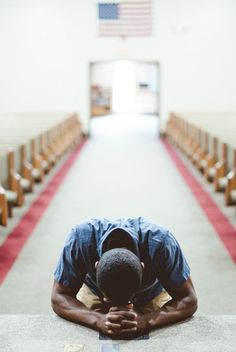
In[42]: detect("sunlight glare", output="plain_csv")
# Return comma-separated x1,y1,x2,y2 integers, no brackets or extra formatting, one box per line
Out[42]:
112,60,136,113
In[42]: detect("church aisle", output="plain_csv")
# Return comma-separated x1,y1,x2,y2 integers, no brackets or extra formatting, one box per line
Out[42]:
0,114,236,315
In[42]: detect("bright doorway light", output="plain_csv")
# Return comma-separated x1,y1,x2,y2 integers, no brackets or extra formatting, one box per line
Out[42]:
112,60,136,113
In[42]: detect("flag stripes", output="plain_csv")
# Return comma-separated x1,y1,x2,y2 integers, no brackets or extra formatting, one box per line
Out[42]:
98,1,152,37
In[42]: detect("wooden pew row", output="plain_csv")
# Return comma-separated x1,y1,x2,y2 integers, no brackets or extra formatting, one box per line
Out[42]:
166,113,236,208
168,113,236,145
0,115,80,151
0,114,79,147
183,128,230,191
0,115,82,224
0,114,82,226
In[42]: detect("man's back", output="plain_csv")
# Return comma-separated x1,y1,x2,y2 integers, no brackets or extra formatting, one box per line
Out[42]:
51,217,197,339
54,217,190,307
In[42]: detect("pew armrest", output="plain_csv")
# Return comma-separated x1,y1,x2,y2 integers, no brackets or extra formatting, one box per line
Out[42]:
225,171,236,205
215,161,227,177
32,154,42,169
227,171,236,182
12,171,21,182
0,185,6,195
0,186,8,226
206,154,216,167
32,155,44,182
9,171,24,206
22,161,34,192
214,161,227,192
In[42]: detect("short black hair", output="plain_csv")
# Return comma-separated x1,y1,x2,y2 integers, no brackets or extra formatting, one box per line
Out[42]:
96,248,142,305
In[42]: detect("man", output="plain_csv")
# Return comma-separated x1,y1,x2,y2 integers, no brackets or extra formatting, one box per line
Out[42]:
51,217,197,338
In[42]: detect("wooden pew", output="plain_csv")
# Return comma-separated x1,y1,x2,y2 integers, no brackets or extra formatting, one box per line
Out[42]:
203,136,218,181
188,126,202,163
20,143,34,191
6,150,25,206
31,139,44,182
8,148,33,194
214,142,228,192
183,122,190,154
166,113,178,146
225,149,236,206
193,131,209,170
184,124,196,159
39,134,55,172
0,186,8,226
0,152,22,217
47,127,62,162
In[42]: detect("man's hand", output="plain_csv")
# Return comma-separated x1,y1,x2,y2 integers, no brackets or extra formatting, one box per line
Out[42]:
96,307,138,337
101,305,149,339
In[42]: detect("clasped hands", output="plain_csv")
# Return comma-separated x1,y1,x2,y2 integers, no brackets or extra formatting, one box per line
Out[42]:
99,304,149,338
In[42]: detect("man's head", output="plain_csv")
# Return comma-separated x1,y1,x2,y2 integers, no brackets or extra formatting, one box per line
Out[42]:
96,248,143,306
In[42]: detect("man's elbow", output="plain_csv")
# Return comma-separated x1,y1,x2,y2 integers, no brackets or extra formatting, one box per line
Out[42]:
51,292,60,315
187,294,198,317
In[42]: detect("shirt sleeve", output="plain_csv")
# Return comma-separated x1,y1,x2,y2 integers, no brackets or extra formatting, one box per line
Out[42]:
155,231,190,290
54,227,86,290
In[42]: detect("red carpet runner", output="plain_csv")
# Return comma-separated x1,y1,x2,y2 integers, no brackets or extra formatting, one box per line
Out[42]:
0,140,87,285
162,139,236,264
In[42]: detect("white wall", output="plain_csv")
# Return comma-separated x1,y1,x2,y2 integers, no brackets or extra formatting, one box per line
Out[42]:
0,0,236,131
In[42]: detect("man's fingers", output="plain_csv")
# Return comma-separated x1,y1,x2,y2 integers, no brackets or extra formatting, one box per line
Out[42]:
106,319,137,331
107,311,137,321
106,314,123,324
119,311,137,320
105,321,122,331
120,320,138,329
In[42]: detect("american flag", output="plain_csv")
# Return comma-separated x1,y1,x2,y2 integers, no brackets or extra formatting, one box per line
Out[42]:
98,1,152,37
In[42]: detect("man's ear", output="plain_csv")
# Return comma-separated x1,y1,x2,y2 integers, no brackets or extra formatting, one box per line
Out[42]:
141,262,145,270
95,261,99,270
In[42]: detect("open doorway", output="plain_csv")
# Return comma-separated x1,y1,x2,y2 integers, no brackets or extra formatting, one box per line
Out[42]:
90,60,160,117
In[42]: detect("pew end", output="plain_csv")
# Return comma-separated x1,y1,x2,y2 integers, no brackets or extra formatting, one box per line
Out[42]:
224,149,236,207
0,185,8,226
214,143,228,192
31,139,45,183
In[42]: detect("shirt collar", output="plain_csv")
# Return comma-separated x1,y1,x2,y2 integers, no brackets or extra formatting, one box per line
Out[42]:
98,226,140,258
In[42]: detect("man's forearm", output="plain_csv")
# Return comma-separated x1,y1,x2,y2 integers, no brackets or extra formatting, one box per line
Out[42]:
51,293,100,330
147,296,197,330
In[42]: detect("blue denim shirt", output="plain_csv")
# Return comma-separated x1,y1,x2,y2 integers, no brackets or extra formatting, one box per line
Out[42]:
54,217,190,307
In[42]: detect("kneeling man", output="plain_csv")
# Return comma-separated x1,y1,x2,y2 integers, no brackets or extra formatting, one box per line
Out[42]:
51,217,197,338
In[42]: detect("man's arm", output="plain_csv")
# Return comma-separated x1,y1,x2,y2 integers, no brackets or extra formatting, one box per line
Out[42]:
51,280,137,335
51,281,100,327
147,276,197,329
